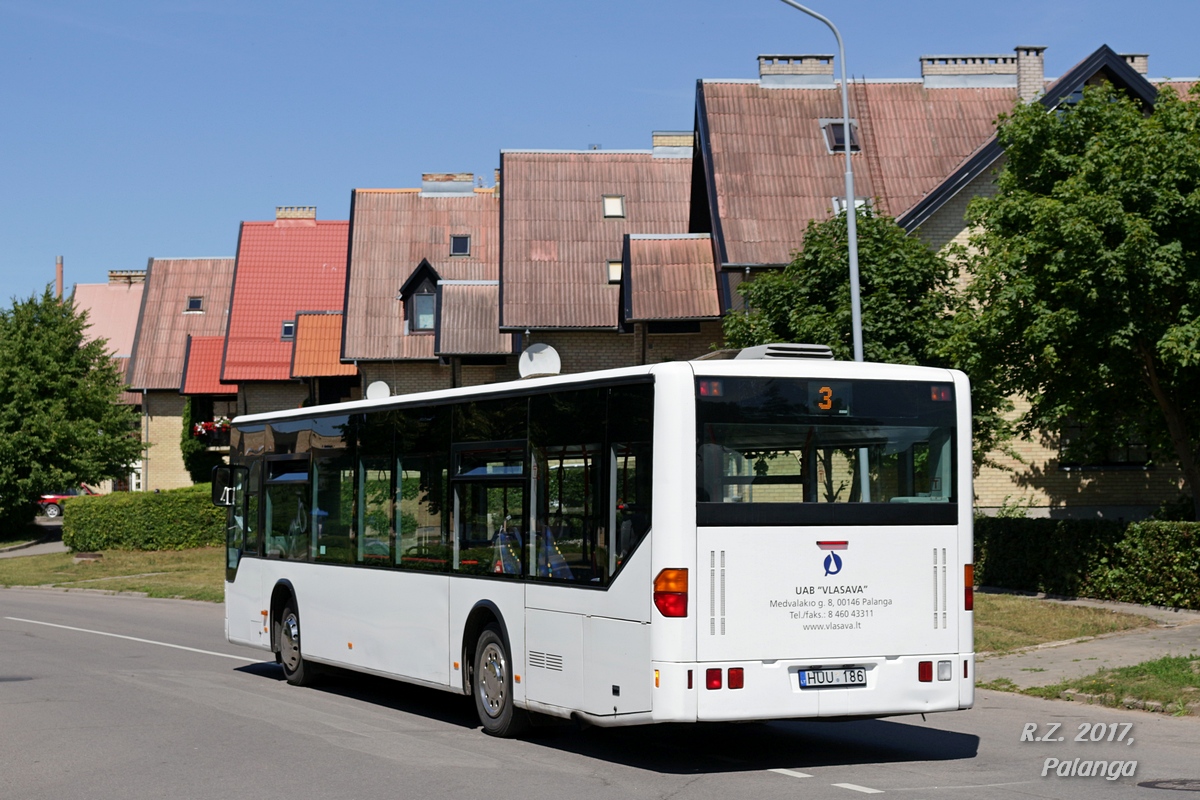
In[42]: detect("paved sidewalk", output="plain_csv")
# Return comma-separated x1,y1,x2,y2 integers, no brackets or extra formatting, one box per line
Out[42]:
0,521,69,559
976,592,1200,689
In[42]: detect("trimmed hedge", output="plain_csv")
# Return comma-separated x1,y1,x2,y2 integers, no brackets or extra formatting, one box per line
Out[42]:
62,484,225,552
976,517,1200,610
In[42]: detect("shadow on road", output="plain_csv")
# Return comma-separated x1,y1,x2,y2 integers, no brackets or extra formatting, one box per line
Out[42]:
234,661,980,773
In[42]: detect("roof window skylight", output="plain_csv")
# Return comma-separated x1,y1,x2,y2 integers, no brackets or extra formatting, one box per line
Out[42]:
821,120,861,153
603,195,626,219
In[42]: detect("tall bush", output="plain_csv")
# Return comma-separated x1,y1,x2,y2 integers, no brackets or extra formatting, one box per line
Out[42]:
62,484,224,551
975,517,1200,609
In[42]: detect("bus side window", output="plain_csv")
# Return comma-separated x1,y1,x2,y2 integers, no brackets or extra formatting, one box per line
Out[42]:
607,384,653,580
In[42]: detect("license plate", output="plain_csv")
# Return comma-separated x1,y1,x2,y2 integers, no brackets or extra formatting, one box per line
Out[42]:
799,667,866,688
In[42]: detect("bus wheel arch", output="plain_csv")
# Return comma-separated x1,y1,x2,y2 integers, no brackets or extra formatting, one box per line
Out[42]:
462,602,526,737
269,580,297,660
461,601,508,695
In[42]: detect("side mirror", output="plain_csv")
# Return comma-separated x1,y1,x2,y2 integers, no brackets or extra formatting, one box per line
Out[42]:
211,466,248,507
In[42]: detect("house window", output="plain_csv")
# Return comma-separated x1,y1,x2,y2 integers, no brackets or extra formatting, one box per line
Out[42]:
411,293,436,331
607,260,622,284
186,296,203,312
603,195,625,218
821,120,861,153
281,321,295,340
450,235,471,256
1058,421,1151,470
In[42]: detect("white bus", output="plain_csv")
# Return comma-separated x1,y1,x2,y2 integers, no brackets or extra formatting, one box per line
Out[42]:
213,345,974,736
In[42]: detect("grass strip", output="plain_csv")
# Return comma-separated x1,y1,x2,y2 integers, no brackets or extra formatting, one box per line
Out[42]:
984,656,1200,716
0,547,224,602
974,593,1153,655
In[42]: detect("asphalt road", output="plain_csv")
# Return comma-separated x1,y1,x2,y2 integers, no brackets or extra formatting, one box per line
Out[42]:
2,588,1198,800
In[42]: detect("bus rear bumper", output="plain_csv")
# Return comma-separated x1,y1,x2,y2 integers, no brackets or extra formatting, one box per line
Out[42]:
652,655,973,723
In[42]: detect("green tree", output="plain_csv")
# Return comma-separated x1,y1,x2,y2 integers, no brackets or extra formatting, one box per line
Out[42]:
722,209,1009,466
954,83,1200,518
0,288,142,524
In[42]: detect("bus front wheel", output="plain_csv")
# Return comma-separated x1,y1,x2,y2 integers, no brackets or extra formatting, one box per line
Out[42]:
473,625,527,737
278,604,316,687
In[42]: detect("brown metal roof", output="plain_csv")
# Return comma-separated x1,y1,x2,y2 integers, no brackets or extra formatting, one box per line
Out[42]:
127,258,235,390
500,151,692,330
698,80,1017,266
343,188,499,360
72,281,144,358
291,313,358,378
435,282,512,356
624,235,720,322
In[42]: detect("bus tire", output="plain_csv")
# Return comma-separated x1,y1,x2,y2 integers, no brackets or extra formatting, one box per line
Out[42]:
473,624,527,737
278,604,316,687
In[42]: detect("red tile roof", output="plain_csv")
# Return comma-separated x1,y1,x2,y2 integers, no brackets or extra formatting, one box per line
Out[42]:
500,150,692,330
698,80,1017,266
435,282,512,355
291,313,357,378
343,189,498,360
73,281,144,358
624,235,720,322
127,258,235,391
222,219,349,382
181,336,236,395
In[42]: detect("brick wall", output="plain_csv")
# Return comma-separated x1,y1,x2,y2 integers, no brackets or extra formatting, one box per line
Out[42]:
142,391,191,492
239,382,310,416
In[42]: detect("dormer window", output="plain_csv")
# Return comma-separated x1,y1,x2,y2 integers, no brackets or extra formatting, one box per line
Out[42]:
411,291,436,331
185,296,203,312
398,259,442,335
821,120,861,153
602,195,625,218
450,235,470,256
281,320,296,340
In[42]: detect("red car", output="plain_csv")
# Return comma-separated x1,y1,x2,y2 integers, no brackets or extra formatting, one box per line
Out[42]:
39,485,97,518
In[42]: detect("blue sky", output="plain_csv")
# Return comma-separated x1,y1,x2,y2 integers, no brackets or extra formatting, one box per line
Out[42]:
1,0,1196,301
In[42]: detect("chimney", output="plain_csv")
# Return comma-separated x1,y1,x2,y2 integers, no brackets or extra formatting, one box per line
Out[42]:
1120,53,1149,75
1016,46,1047,102
276,206,317,220
420,173,475,197
921,54,1017,89
758,55,835,87
108,270,146,285
652,130,694,159
55,256,63,299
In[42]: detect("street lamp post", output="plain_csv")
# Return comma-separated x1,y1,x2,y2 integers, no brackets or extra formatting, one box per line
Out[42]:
777,1,869,501
776,0,864,364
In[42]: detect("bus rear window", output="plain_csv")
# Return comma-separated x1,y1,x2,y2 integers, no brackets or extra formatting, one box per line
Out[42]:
696,377,957,525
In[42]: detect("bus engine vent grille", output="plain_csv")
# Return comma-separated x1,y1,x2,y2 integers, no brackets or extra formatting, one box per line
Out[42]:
529,651,564,671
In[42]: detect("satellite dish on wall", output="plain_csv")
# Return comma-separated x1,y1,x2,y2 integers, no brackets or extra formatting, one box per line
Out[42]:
518,343,561,378
365,380,391,400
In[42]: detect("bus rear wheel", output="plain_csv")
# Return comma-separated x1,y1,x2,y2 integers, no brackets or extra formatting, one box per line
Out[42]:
278,604,316,686
473,625,527,737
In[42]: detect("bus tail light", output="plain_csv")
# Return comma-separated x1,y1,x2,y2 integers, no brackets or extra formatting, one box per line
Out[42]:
728,668,744,689
964,564,974,611
918,661,933,682
705,668,722,690
653,568,688,617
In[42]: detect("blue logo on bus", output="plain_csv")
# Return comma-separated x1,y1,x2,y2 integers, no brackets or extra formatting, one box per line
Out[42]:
817,541,848,576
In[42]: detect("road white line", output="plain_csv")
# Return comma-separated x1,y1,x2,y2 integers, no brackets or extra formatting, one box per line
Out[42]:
833,784,884,794
5,617,260,663
770,768,814,779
